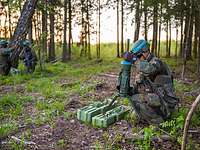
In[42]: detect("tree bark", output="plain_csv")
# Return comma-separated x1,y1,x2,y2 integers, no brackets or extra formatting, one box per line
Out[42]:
9,0,38,68
28,20,33,42
80,0,84,57
134,0,140,42
87,0,91,59
49,0,55,61
197,2,200,75
8,2,12,38
68,0,72,60
181,0,192,79
168,20,171,57
179,15,184,57
62,0,68,62
42,0,48,61
120,0,124,55
166,20,169,57
158,4,162,58
116,0,120,57
151,4,158,55
144,1,148,41
175,28,178,58
97,0,101,59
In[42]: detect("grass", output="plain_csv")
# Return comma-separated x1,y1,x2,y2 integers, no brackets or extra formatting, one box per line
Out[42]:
0,42,199,149
0,44,121,140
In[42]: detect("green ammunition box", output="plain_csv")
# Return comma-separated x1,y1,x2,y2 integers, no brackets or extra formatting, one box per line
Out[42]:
92,106,129,128
77,100,115,123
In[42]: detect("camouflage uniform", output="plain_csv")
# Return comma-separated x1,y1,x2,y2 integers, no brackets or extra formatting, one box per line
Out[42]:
20,40,37,73
129,54,179,124
0,40,12,75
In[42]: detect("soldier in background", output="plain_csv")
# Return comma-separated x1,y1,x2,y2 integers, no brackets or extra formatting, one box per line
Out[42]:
120,39,179,124
20,40,37,73
0,40,12,75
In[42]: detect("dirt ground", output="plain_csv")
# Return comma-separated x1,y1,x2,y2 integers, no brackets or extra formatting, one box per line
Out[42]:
0,70,199,150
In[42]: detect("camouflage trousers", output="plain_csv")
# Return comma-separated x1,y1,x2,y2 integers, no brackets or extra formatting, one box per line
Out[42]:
0,64,10,75
129,93,166,124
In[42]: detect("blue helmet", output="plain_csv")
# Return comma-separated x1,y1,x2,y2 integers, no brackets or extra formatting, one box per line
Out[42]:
130,39,149,54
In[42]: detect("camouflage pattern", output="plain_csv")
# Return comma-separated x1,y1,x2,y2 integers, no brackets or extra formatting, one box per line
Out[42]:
20,46,37,73
130,54,179,124
20,45,37,73
0,48,12,75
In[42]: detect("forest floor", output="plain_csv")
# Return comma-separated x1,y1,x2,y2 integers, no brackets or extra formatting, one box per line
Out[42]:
0,57,200,150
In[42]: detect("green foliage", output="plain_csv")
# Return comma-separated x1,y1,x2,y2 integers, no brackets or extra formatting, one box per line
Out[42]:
136,125,156,150
0,122,17,138
94,140,103,150
102,132,123,149
0,95,32,120
57,139,66,148
10,136,25,150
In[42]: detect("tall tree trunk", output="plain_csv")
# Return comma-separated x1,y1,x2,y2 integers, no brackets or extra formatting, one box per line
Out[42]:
166,20,169,57
87,0,91,59
196,2,200,74
151,4,158,55
193,19,198,59
134,0,140,42
182,0,192,79
175,28,178,58
186,5,194,60
8,2,12,38
179,16,184,57
183,0,192,60
28,20,33,42
120,0,124,55
9,0,38,68
158,4,162,58
144,1,148,41
97,0,101,59
84,23,87,57
80,0,84,57
116,0,120,57
4,9,8,39
68,0,72,60
62,0,68,62
42,0,48,61
168,20,171,57
49,2,55,61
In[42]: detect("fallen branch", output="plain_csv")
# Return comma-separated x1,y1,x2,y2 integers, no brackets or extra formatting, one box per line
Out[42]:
181,94,200,150
11,136,36,145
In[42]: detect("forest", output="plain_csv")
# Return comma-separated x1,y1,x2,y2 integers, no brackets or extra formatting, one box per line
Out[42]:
0,0,200,149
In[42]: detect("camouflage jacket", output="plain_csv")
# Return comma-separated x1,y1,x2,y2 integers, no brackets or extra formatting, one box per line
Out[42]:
0,48,12,66
132,54,179,112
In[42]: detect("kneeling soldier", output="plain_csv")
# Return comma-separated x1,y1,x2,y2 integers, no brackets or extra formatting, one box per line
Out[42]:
0,40,12,75
118,39,179,124
20,40,37,73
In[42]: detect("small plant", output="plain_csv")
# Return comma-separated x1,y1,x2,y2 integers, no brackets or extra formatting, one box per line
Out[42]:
136,125,155,150
102,132,123,149
57,139,65,148
94,140,103,150
0,122,17,138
